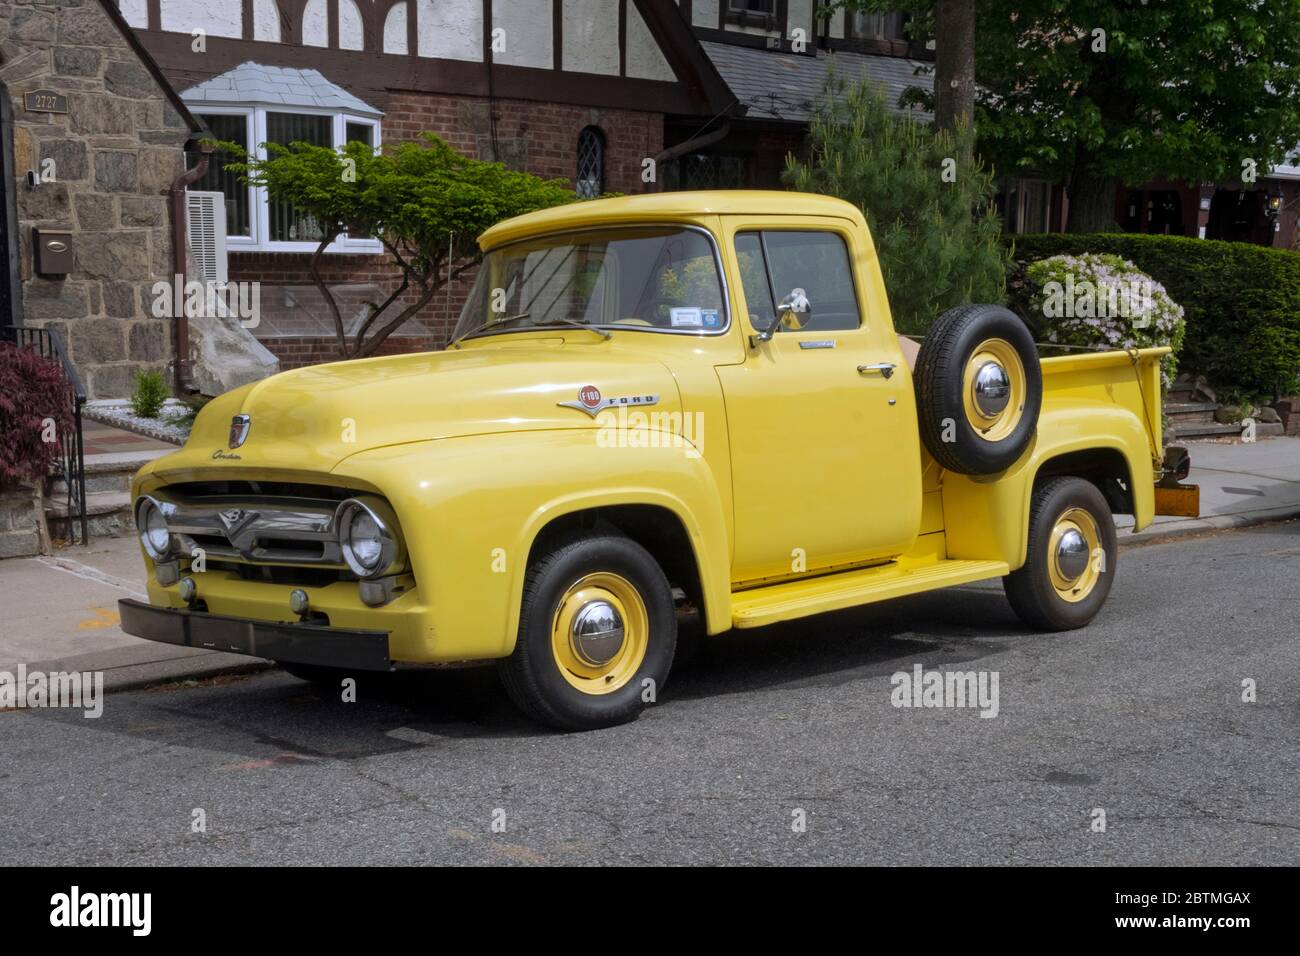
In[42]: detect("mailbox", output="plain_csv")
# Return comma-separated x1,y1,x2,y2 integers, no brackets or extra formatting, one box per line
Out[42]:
33,228,73,277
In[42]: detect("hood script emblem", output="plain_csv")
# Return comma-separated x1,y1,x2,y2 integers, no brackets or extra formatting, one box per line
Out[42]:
558,386,660,418
229,414,251,448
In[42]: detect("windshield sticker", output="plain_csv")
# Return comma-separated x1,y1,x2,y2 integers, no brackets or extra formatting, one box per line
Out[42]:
670,307,703,328
701,309,720,328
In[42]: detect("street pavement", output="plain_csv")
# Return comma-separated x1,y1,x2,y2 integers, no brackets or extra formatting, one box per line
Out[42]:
0,522,1295,865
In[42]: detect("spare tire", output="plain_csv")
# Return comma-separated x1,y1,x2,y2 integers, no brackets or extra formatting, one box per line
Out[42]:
914,304,1041,475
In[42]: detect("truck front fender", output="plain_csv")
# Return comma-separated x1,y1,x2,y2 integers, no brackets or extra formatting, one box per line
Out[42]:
335,429,732,661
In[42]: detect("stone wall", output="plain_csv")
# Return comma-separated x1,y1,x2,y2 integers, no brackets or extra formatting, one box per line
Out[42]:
1,0,193,398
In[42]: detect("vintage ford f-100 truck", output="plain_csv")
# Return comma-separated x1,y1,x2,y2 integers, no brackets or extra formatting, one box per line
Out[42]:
119,192,1193,730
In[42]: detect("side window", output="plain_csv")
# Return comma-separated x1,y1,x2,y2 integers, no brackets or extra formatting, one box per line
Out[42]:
761,231,861,332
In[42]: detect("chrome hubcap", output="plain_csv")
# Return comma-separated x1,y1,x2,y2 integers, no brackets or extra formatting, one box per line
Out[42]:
569,600,625,666
1054,528,1090,582
973,361,1011,418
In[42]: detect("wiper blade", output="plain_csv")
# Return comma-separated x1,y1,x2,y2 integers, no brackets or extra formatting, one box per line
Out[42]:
450,314,612,347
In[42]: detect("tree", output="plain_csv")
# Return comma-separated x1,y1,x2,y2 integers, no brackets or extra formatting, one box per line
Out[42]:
224,134,576,358
976,0,1300,232
784,76,1007,334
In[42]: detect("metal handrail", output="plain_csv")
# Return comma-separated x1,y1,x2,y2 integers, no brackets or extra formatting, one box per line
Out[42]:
0,325,88,544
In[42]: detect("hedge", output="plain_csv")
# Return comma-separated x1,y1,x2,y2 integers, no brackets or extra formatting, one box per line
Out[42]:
1007,233,1300,399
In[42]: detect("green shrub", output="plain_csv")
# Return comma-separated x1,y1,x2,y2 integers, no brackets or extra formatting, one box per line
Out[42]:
1023,253,1186,386
784,76,1008,335
130,370,169,419
1009,233,1300,399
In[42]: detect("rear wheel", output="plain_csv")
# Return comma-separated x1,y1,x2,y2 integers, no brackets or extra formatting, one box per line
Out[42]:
1003,477,1117,630
498,533,676,731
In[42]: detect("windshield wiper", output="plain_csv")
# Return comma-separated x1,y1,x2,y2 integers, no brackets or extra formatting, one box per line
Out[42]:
450,313,611,347
530,318,612,340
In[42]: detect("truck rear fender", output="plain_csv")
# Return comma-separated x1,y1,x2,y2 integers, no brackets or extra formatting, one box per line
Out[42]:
942,402,1155,570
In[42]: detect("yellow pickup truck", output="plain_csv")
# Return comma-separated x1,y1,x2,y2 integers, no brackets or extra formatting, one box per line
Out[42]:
120,191,1190,730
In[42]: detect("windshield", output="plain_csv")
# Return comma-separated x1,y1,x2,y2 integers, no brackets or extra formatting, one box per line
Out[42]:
453,226,727,341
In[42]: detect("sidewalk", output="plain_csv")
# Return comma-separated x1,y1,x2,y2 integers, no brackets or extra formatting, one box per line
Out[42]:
1117,435,1300,543
0,536,263,690
1,436,1296,691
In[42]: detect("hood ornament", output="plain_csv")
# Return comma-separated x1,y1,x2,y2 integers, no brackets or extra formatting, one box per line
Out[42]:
558,386,660,418
229,414,251,448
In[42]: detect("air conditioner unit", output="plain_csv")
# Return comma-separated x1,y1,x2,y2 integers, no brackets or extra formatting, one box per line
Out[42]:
186,190,228,286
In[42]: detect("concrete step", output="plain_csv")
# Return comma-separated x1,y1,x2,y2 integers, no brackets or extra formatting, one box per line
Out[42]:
1164,401,1217,424
47,449,169,499
1169,421,1285,441
44,490,134,538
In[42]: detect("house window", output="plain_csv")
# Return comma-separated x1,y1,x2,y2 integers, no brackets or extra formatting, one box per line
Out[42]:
576,127,605,199
729,0,776,13
193,107,381,253
846,11,907,42
191,113,251,239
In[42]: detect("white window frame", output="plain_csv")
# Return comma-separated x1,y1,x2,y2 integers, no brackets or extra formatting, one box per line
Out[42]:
193,104,382,254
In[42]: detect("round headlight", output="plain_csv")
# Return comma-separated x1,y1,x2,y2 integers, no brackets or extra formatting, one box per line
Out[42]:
336,499,395,578
136,497,172,560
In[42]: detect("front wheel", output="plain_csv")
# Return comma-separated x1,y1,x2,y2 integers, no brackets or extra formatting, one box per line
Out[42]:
498,533,677,731
1003,477,1117,630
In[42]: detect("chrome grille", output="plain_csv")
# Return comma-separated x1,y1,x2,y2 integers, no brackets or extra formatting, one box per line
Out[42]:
151,492,346,569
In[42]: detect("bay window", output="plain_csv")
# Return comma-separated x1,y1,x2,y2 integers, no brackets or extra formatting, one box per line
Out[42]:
192,106,381,253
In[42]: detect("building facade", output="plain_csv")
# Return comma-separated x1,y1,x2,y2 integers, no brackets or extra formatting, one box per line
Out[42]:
122,0,734,368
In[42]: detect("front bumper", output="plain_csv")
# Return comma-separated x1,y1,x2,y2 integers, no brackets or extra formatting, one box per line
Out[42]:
118,599,392,671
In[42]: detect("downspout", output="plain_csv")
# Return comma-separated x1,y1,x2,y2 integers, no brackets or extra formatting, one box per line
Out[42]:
165,138,214,393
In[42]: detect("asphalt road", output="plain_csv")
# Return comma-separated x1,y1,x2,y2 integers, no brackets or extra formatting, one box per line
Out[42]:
2,523,1297,866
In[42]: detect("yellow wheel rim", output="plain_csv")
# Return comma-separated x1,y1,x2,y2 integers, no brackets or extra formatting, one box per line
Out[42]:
962,338,1026,442
550,572,649,695
1047,507,1103,603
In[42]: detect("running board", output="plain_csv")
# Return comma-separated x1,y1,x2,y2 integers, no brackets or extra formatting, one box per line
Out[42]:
730,558,1011,629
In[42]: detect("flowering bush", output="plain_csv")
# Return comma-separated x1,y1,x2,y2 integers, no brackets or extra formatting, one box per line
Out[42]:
0,342,74,490
1024,253,1186,387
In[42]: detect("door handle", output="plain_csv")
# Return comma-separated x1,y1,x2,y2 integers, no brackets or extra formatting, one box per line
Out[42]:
857,362,896,380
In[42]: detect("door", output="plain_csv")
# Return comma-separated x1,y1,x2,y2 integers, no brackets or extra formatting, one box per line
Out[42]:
717,220,921,584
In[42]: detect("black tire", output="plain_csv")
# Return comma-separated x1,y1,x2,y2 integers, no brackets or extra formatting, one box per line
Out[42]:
1003,477,1117,630
498,533,676,731
915,304,1042,475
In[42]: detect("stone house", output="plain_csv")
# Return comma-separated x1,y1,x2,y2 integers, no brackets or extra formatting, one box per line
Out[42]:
1,0,206,398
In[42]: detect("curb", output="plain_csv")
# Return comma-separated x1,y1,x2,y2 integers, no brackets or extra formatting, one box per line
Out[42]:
1119,505,1300,547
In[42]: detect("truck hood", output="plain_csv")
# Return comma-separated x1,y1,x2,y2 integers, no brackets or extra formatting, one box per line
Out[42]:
170,345,682,475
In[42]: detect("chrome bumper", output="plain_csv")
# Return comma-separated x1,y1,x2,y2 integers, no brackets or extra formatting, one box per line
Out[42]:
118,599,392,671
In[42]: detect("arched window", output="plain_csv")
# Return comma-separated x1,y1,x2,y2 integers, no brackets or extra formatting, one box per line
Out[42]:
576,127,605,199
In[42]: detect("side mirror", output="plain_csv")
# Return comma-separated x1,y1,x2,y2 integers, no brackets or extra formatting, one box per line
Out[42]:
751,288,812,346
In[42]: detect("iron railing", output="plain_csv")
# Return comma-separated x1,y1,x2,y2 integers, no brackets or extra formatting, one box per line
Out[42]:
0,325,88,544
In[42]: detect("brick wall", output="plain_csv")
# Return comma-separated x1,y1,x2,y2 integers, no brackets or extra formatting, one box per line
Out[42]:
230,93,664,365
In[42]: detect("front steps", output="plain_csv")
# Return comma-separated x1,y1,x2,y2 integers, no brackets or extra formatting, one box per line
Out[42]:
44,450,170,539
1165,380,1284,442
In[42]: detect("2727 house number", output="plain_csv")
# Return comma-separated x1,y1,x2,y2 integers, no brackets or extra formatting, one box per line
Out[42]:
24,90,68,114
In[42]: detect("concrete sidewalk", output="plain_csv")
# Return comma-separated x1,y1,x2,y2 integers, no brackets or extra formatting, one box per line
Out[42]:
1,435,1296,691
1118,435,1300,543
0,536,262,690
